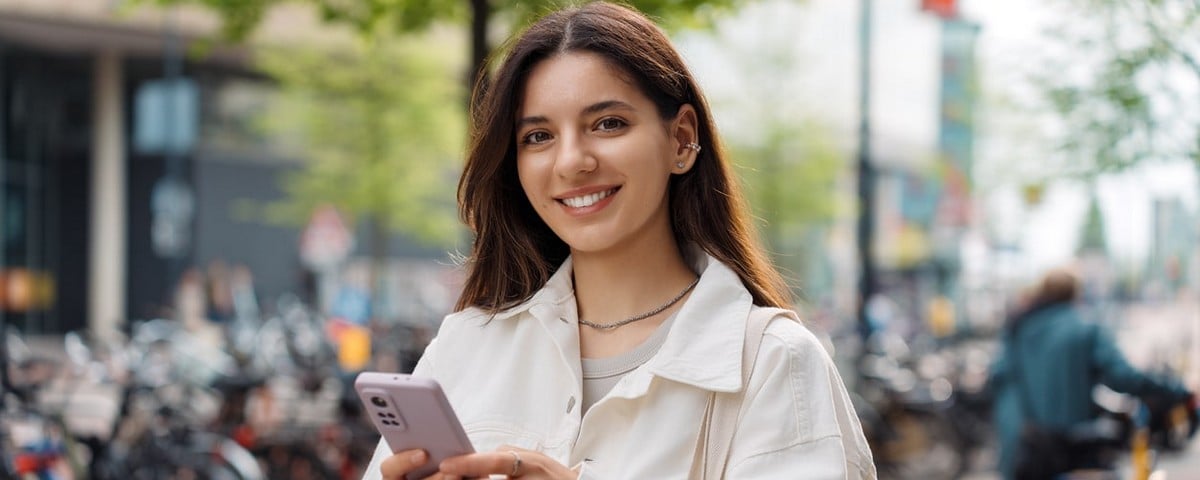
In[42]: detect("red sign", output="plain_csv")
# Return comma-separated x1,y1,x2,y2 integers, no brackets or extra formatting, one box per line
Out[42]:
921,0,958,19
299,205,355,269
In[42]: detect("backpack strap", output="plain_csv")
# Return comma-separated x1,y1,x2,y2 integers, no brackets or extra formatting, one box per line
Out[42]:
691,307,797,479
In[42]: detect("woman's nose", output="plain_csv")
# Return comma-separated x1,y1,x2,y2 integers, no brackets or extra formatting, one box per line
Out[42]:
553,134,597,177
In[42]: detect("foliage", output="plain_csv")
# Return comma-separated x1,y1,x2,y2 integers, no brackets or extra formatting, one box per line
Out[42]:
1032,0,1199,176
684,1,843,241
676,1,842,293
137,0,752,247
725,121,842,299
139,0,742,40
139,0,456,39
256,33,466,247
729,124,841,243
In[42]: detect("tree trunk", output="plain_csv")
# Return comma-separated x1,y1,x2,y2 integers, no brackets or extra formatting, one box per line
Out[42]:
468,0,491,108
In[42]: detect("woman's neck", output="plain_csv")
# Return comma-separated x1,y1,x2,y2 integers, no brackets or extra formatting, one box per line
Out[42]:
571,240,698,357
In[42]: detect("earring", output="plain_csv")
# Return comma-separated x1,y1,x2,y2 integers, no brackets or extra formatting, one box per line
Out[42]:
676,161,685,169
685,142,702,153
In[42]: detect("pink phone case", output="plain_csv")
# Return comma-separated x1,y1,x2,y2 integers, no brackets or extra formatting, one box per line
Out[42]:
354,372,474,478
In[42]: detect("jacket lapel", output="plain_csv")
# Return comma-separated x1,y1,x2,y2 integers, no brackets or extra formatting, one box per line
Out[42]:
494,252,757,398
645,253,754,394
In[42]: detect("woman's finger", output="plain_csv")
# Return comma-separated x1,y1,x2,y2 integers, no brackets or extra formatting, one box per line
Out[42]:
439,447,576,479
439,451,521,478
380,449,428,480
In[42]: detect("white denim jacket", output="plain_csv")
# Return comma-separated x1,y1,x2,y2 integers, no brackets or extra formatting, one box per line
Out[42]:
363,252,875,479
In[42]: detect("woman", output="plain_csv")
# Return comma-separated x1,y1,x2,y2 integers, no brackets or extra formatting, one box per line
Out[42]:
364,2,873,478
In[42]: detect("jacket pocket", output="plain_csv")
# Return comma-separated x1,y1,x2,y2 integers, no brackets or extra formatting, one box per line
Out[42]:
465,420,546,453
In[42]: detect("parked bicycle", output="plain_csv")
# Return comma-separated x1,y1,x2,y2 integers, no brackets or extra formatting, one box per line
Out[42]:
1,326,88,480
46,320,264,480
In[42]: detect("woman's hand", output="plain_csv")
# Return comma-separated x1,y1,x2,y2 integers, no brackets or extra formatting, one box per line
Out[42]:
437,446,578,479
379,449,438,480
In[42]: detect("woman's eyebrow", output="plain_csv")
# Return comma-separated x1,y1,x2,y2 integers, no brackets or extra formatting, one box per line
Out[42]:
516,115,549,130
582,100,635,116
516,100,636,130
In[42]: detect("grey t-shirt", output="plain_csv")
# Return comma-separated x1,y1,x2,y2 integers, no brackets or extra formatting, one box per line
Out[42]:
579,313,677,417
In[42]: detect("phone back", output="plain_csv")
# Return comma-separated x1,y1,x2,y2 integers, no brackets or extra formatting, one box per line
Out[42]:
355,372,474,478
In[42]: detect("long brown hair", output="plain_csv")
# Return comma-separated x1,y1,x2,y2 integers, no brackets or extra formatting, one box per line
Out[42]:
456,1,790,312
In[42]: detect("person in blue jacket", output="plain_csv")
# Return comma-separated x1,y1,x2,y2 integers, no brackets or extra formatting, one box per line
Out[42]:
990,268,1193,479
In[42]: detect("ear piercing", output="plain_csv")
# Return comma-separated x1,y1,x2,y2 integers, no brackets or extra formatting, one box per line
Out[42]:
678,142,700,169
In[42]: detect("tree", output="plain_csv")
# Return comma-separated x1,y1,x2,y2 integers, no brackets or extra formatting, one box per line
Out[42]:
678,2,843,299
728,122,842,294
141,0,747,97
249,33,466,309
1031,0,1199,176
1077,185,1108,256
137,0,767,314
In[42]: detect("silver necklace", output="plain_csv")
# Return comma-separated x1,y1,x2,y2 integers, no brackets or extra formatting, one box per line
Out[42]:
577,277,700,331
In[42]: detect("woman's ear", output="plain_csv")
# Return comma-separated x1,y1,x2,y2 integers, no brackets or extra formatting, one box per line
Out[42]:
671,104,700,173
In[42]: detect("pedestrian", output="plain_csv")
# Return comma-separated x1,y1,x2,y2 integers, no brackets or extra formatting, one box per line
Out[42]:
205,259,235,323
991,267,1194,479
363,2,873,478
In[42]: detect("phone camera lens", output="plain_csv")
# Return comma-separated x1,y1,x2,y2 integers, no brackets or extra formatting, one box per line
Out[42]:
371,396,387,408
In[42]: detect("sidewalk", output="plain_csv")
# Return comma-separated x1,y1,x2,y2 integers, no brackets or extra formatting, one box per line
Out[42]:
1150,438,1200,480
1112,298,1200,480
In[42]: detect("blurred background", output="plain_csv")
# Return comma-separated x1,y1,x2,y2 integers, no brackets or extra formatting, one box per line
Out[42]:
0,0,1197,478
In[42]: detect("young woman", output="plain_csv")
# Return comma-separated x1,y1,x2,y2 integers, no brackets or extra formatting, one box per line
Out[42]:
364,2,873,478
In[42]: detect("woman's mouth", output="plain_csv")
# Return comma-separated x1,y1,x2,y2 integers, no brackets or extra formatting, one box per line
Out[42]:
559,188,618,208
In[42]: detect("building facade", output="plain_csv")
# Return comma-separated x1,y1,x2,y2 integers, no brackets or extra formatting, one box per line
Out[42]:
0,2,314,335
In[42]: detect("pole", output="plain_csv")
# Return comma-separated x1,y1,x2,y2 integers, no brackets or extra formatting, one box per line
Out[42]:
856,0,876,333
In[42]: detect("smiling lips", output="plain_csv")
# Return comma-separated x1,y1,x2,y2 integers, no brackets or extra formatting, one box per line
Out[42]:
559,187,619,209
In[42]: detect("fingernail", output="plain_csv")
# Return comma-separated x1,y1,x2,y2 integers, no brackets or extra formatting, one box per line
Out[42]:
410,450,426,464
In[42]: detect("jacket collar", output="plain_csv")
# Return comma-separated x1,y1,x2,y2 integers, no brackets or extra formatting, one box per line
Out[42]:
488,248,755,394
645,251,753,393
488,257,577,321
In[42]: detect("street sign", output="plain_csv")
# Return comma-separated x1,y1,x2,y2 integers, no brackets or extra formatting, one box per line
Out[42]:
299,205,354,270
921,0,957,19
151,176,194,258
134,78,198,155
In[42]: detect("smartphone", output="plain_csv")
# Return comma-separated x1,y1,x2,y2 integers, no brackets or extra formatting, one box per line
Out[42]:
354,372,475,478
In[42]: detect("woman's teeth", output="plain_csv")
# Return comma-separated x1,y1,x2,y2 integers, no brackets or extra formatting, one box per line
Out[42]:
562,189,614,208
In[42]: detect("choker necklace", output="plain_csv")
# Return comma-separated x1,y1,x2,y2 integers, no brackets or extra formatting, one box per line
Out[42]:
577,277,700,331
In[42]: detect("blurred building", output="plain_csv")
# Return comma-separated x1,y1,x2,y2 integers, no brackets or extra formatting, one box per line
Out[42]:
867,11,986,338
0,1,267,335
1147,197,1196,298
0,1,451,336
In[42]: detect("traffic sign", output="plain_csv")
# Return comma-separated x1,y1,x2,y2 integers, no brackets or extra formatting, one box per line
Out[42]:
299,205,354,269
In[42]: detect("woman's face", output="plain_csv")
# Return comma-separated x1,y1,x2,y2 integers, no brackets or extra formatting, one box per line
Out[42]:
515,52,695,256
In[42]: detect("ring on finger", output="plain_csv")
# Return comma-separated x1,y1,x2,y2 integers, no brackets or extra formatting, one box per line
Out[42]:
508,451,523,477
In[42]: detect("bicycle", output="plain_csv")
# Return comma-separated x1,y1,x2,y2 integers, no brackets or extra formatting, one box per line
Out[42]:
1,326,90,480
60,321,265,480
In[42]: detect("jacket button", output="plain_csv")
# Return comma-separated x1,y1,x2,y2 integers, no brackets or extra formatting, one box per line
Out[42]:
566,396,576,413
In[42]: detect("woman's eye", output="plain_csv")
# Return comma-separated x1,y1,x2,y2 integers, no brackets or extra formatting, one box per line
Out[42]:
596,117,626,132
522,131,552,145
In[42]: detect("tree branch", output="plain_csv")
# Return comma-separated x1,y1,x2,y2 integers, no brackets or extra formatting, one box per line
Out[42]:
1131,0,1200,77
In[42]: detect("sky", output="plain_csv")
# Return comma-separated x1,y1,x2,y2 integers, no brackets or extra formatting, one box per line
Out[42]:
676,0,1197,274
